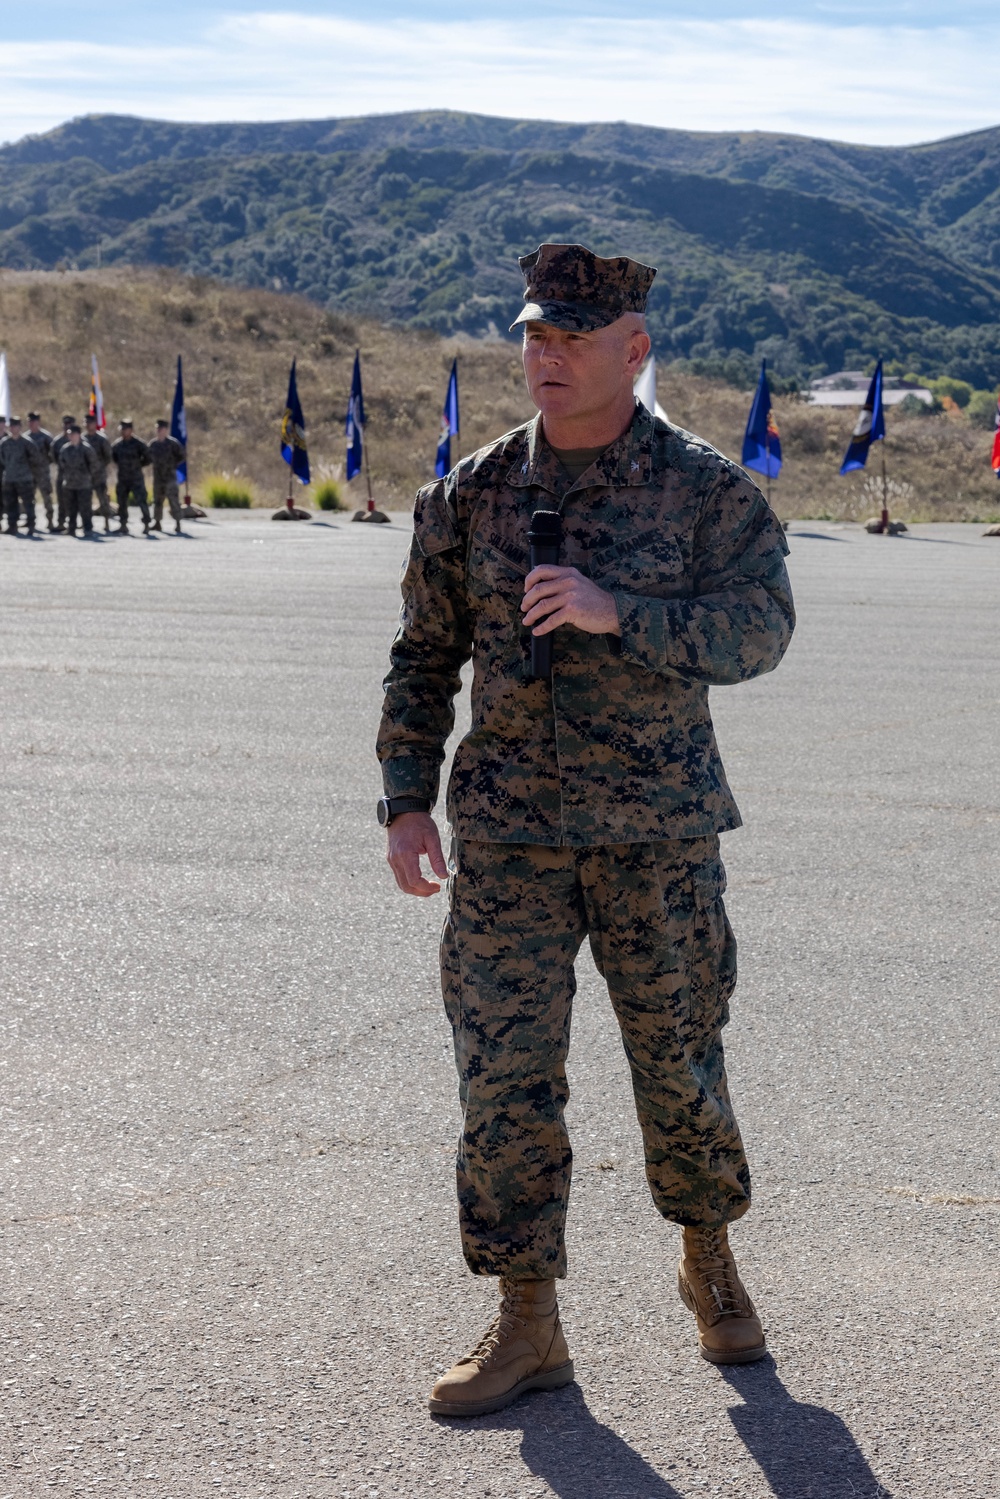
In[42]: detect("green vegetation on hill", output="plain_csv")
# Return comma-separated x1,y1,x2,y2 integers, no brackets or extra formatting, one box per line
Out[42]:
2,112,1000,388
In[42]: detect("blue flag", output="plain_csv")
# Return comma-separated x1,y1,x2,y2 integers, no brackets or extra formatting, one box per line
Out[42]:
281,358,310,485
170,355,187,484
840,360,885,474
435,359,460,479
346,350,365,482
741,359,782,480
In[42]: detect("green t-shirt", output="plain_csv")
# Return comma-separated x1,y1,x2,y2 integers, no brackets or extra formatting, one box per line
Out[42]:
547,443,609,485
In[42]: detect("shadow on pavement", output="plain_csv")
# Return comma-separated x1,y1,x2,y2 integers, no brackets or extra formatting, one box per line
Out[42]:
788,531,852,542
472,1382,684,1497
721,1359,893,1498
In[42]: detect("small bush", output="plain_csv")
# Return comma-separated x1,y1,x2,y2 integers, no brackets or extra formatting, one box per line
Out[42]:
315,479,346,511
897,393,933,418
204,475,253,508
967,389,999,429
929,376,973,409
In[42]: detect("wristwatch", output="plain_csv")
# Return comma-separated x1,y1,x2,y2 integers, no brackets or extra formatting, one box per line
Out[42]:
377,795,431,827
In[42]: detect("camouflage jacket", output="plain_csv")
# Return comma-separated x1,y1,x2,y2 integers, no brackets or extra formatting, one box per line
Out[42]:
0,433,45,485
58,441,99,486
377,403,795,846
26,427,53,464
148,435,185,480
111,435,151,480
84,431,113,479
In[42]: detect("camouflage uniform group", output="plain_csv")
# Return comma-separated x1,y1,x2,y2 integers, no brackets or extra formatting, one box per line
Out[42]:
0,414,185,537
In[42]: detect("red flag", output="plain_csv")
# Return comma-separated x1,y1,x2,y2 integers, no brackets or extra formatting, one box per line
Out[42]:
992,391,1000,477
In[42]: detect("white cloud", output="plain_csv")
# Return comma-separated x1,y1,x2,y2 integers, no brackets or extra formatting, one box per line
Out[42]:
1,14,998,147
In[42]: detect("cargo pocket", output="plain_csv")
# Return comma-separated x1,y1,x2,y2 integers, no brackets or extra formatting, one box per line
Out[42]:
690,860,737,1040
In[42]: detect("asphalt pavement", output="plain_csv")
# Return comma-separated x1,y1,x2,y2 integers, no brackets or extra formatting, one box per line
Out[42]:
1,510,997,1499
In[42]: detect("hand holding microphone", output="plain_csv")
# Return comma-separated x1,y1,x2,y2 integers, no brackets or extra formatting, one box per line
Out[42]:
523,510,621,677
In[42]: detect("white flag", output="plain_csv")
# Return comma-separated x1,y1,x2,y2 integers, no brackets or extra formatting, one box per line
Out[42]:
0,352,10,423
633,355,669,423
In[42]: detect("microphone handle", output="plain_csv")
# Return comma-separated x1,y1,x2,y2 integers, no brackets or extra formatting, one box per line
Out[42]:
529,539,560,679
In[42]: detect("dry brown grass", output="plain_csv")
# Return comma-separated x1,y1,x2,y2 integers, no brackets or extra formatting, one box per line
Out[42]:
0,266,533,510
1,266,997,521
661,373,1000,524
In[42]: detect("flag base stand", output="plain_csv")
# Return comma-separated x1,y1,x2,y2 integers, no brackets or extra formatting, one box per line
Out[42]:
865,514,907,535
272,505,312,521
352,507,389,523
983,524,1000,537
180,499,207,520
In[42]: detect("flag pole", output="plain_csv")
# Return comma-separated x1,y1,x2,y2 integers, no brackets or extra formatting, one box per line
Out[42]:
363,428,374,513
455,356,461,465
287,462,294,513
880,444,889,533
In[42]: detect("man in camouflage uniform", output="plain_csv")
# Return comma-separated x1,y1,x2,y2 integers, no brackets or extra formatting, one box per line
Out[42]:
111,420,152,534
58,425,100,535
26,412,56,531
51,414,76,531
148,419,186,533
84,415,114,532
376,244,795,1417
1,416,45,534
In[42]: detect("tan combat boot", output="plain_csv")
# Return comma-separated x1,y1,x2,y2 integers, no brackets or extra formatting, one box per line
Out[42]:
678,1224,767,1364
428,1277,574,1417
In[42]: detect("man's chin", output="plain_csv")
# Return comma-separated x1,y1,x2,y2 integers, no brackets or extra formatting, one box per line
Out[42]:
533,389,583,420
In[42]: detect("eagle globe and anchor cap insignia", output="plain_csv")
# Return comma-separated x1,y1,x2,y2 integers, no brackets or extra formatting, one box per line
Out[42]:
510,242,657,333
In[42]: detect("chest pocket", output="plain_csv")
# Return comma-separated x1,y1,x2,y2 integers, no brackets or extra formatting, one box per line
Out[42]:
595,534,686,597
467,535,526,646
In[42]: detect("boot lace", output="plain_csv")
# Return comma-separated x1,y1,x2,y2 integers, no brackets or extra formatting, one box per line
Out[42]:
466,1281,529,1368
689,1227,746,1321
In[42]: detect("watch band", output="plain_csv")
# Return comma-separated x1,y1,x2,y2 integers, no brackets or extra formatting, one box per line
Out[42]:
378,795,431,826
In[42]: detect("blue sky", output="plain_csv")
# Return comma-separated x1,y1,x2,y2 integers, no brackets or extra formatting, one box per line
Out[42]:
3,2,998,148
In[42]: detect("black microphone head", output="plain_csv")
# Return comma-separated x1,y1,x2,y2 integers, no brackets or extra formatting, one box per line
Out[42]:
528,509,562,544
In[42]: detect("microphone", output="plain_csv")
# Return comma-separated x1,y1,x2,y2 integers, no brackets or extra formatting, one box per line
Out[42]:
527,509,562,680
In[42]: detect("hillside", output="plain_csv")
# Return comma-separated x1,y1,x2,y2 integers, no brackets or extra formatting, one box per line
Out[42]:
1,268,996,522
2,112,1000,388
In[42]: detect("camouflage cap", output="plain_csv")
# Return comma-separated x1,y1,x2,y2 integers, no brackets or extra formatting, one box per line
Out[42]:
510,242,656,333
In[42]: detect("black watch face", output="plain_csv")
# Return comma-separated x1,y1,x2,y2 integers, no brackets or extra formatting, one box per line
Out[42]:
377,798,391,826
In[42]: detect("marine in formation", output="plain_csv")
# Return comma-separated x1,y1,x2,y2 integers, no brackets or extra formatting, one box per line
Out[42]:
148,420,186,534
110,420,152,535
0,416,46,534
377,242,795,1417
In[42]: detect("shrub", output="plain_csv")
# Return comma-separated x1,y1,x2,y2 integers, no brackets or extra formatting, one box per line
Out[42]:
896,393,932,417
967,388,999,429
315,479,346,511
204,474,253,508
929,376,973,409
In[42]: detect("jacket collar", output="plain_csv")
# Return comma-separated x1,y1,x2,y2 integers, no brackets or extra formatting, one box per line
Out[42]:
507,401,655,497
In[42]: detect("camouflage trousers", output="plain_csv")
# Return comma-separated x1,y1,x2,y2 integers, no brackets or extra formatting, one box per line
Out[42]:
441,835,750,1280
65,487,93,534
91,480,113,520
116,476,150,527
33,472,53,525
3,479,34,532
153,475,181,525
